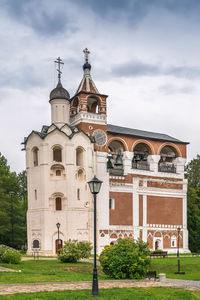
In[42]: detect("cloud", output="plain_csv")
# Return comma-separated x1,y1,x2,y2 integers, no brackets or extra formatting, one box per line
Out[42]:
111,59,200,79
2,0,77,35
159,84,196,95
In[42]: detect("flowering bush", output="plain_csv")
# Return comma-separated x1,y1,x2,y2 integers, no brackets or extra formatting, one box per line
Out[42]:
99,238,150,279
0,245,21,264
77,241,92,259
58,240,92,263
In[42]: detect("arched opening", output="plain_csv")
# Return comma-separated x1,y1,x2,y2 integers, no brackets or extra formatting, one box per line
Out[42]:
132,143,150,170
87,97,99,113
107,140,124,175
55,239,63,253
158,146,177,173
77,169,84,181
50,164,65,177
53,146,62,162
33,147,39,166
71,97,79,115
55,197,62,210
32,239,40,249
76,147,84,167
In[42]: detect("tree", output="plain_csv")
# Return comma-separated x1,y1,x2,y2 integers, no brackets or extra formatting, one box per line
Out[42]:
187,187,200,252
185,154,200,188
0,152,27,249
185,155,200,252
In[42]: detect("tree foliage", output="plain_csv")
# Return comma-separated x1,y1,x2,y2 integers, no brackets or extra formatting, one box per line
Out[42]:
0,152,27,249
185,155,200,252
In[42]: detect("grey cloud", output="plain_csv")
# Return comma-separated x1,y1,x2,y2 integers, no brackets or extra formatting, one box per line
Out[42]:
0,65,46,89
112,60,200,80
2,0,77,35
159,84,196,95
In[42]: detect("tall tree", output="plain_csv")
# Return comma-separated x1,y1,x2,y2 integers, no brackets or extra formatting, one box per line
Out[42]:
185,155,200,252
0,153,27,248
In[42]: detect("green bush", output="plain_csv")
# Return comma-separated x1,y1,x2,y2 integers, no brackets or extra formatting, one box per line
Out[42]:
99,238,150,279
77,241,92,259
58,240,92,263
0,245,21,264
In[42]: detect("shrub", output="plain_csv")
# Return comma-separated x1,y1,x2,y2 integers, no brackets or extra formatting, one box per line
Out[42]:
58,240,92,263
77,241,92,259
0,245,10,261
99,238,150,279
0,245,21,264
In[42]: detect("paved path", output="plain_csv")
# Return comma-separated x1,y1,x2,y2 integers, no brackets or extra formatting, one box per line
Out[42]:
0,267,18,272
0,279,200,295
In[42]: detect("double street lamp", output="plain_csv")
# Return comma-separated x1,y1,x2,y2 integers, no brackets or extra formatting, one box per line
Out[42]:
88,175,103,297
174,227,185,275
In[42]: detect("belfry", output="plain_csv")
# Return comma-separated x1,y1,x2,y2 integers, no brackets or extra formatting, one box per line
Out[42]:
24,50,189,255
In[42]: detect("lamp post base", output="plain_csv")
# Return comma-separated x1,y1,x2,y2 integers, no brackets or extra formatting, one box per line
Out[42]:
92,268,99,296
174,272,185,274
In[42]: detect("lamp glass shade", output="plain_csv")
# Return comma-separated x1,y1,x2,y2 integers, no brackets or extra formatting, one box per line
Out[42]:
88,176,103,194
56,222,60,229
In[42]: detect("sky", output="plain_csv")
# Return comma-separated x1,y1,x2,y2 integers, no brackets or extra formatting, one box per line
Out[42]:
1,0,200,173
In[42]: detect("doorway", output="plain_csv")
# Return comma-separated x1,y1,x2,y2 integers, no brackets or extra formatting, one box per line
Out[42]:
55,239,63,253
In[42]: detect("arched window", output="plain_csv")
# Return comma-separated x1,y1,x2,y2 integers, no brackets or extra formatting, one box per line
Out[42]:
77,169,84,181
33,239,40,249
132,143,150,170
107,140,124,175
53,147,62,162
76,147,84,167
33,147,39,166
55,197,62,210
71,97,79,115
159,146,177,173
87,97,99,113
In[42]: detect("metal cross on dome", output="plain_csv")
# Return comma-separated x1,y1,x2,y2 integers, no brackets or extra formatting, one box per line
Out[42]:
83,48,90,62
55,57,64,81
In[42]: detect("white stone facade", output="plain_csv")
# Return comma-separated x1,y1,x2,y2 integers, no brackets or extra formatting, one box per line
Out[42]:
25,57,189,255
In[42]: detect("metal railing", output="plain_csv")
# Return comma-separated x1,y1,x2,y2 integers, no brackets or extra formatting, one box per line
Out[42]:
158,164,176,173
132,161,150,171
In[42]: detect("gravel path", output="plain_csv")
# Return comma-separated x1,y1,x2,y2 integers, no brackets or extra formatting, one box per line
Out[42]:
0,279,199,295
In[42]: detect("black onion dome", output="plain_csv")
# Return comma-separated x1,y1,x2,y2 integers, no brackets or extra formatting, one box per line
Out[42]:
49,82,70,101
83,62,91,70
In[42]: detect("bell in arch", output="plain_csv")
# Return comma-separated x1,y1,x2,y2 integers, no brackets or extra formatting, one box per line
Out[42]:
107,157,113,169
115,152,123,166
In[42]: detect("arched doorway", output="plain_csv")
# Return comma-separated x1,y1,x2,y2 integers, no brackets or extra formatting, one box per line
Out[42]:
55,239,63,253
155,240,160,250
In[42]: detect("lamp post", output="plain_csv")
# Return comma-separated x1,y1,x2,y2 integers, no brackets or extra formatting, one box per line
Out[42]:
174,227,185,275
9,191,15,247
56,222,61,253
88,175,103,297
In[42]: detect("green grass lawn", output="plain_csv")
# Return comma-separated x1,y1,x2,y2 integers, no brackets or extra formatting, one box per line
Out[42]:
0,288,200,300
0,257,200,284
150,257,200,281
0,260,108,284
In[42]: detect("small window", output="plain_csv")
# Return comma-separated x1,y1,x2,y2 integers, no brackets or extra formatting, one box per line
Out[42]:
109,198,115,210
34,189,37,200
56,170,61,176
53,147,62,162
171,236,177,247
56,197,62,210
76,147,84,167
33,147,39,166
77,188,80,200
33,239,40,249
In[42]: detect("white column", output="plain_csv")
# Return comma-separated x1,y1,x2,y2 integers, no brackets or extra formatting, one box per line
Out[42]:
123,151,132,175
133,177,139,239
148,155,160,172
